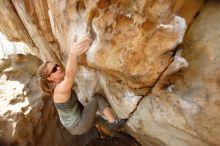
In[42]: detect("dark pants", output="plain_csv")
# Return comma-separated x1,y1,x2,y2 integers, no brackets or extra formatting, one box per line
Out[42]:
67,94,109,135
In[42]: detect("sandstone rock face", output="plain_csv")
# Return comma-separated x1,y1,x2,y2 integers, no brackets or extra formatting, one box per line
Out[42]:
46,0,187,119
1,0,220,146
127,0,220,146
0,1,34,47
0,54,68,146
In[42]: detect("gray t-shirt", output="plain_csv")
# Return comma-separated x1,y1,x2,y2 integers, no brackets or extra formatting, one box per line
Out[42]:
54,91,81,128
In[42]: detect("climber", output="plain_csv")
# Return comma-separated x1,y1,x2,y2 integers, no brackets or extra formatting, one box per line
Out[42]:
38,36,126,136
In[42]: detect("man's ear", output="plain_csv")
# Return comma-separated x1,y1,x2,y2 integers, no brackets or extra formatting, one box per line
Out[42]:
47,76,53,81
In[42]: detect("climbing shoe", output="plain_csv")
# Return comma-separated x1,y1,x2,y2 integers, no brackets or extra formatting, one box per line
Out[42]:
108,119,127,130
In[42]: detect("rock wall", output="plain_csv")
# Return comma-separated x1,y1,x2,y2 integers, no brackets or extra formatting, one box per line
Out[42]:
127,1,220,146
1,0,220,146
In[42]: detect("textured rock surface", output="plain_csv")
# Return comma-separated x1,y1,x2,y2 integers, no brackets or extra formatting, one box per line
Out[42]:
1,0,220,146
0,0,34,47
0,54,66,146
46,0,187,118
127,0,220,146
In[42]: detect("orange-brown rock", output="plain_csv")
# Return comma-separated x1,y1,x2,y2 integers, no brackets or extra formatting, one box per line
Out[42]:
128,1,220,146
2,0,220,146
